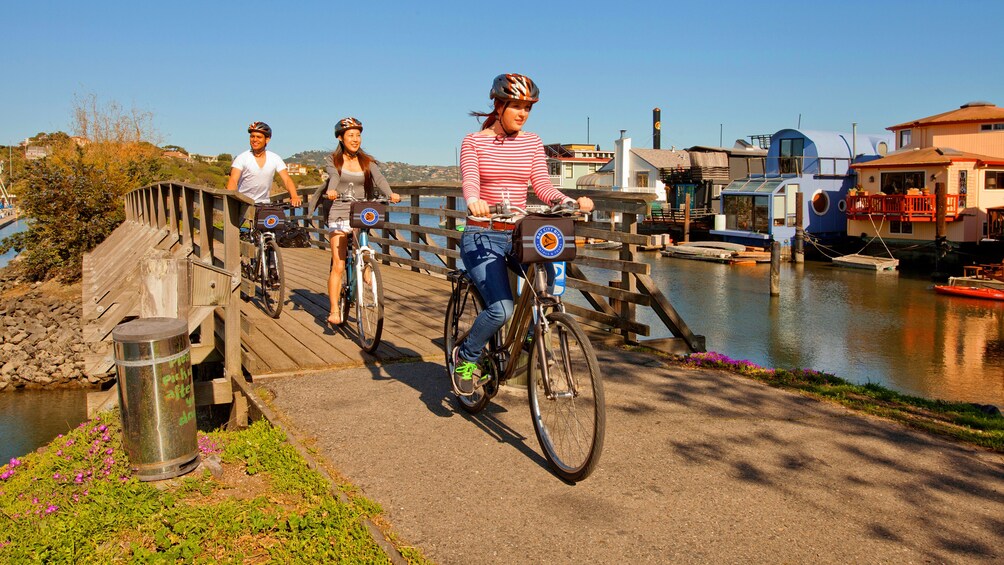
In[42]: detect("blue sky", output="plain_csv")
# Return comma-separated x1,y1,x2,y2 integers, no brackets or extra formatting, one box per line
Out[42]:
3,0,1003,166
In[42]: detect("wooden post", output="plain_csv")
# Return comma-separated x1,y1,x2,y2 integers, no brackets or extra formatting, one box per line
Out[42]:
139,250,189,320
935,182,947,244
446,195,457,271
770,241,781,296
794,192,804,263
223,195,243,380
683,192,691,244
410,194,420,273
620,208,640,345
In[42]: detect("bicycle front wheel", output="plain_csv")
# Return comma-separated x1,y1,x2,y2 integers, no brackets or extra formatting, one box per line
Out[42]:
261,239,284,318
355,254,383,352
527,312,605,482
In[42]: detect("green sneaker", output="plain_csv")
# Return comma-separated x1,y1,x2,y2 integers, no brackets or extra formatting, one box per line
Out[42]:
452,346,480,396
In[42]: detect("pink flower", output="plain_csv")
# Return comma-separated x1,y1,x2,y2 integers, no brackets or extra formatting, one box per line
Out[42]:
45,505,58,514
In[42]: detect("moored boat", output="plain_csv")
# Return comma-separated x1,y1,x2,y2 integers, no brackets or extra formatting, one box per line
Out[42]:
933,285,1004,301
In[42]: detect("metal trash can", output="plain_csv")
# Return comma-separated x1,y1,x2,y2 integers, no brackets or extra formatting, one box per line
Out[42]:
113,317,199,481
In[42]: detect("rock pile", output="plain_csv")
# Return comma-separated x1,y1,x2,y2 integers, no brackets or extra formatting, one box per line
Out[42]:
0,273,111,392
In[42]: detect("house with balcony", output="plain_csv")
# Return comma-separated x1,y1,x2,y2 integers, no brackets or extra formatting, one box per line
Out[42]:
545,143,614,190
847,101,1004,250
710,128,892,249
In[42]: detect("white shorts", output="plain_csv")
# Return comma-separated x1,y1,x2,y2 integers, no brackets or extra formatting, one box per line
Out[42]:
328,219,352,233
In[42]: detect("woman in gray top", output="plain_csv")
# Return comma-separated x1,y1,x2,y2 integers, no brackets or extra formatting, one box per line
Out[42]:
320,117,400,326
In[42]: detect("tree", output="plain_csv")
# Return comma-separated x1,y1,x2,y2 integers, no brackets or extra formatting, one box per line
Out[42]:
0,95,163,282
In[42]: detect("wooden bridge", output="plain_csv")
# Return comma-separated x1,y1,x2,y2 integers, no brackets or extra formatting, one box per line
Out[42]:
81,181,704,422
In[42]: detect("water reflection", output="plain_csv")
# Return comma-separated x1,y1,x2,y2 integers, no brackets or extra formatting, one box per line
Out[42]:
0,389,89,463
577,251,1004,407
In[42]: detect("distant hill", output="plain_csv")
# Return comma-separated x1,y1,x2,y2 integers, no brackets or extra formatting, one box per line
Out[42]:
285,150,459,185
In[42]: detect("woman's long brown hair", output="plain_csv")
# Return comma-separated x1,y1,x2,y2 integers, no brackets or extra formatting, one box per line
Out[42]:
331,142,377,198
469,99,507,131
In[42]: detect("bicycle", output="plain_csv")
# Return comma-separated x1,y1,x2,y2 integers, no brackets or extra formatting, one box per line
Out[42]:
443,203,605,482
240,203,287,319
331,194,387,353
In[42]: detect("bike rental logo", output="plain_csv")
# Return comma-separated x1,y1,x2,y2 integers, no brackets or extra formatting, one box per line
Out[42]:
360,207,381,227
534,225,565,258
263,214,281,229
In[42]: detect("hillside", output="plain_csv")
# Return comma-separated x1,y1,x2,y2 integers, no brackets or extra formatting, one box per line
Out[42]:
285,150,459,185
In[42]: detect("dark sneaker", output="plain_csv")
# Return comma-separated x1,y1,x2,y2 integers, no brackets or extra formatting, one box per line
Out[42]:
451,346,479,396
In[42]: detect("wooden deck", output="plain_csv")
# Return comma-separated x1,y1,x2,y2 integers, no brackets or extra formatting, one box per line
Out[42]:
240,247,450,376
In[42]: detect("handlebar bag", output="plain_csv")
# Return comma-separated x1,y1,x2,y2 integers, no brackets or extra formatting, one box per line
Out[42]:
349,201,387,229
512,215,576,263
255,205,286,231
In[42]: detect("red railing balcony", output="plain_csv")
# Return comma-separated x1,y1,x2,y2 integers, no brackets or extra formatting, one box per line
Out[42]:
845,194,961,222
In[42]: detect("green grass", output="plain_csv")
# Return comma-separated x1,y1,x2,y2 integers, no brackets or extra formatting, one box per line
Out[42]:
0,413,430,564
678,351,1004,452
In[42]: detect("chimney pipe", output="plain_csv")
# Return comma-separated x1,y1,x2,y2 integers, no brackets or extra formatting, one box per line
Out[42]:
653,108,661,150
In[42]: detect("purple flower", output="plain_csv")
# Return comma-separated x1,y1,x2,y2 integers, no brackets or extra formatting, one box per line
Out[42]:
9,458,21,467
98,425,107,432
45,505,58,515
0,470,13,481
53,473,62,480
105,448,114,455
65,439,75,446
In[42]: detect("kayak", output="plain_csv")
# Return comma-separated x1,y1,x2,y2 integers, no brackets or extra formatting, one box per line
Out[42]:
933,285,1004,301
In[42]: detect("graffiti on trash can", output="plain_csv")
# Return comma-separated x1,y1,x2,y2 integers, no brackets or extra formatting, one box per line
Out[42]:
161,352,196,427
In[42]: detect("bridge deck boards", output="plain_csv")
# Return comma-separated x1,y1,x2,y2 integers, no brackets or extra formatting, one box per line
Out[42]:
240,247,451,378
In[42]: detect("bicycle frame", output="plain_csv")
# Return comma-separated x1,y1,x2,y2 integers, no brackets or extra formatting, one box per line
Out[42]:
492,264,562,391
342,228,379,304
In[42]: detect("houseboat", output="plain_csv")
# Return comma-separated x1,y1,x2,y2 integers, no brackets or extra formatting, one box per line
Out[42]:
848,101,1004,272
710,128,892,251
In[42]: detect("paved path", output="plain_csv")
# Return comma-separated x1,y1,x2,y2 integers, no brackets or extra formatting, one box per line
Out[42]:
261,347,1004,564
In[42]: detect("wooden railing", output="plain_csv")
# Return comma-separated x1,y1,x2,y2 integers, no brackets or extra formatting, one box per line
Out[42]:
303,183,705,353
122,181,706,375
122,183,264,381
846,193,960,222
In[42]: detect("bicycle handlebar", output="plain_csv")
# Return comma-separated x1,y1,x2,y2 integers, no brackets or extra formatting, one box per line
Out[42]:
472,200,582,222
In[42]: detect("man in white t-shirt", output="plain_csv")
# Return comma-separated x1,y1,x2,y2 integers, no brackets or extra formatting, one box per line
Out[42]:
226,121,302,207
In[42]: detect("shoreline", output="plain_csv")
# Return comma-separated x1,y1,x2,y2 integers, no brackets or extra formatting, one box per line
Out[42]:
0,265,112,393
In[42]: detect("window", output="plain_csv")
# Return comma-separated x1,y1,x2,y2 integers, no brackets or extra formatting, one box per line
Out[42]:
565,164,573,179
723,195,770,233
881,171,925,194
891,221,913,234
811,191,830,215
548,161,560,176
987,171,1004,190
635,172,649,187
899,129,912,148
981,124,1004,131
589,163,597,173
778,138,804,174
959,170,968,208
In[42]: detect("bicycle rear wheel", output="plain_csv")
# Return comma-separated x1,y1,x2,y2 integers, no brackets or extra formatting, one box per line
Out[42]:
355,255,383,352
443,279,492,414
261,239,284,318
527,312,605,482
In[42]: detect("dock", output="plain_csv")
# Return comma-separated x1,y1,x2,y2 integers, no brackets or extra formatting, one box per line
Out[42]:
831,253,899,272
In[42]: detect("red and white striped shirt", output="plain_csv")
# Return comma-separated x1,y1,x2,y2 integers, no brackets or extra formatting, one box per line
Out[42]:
460,132,568,211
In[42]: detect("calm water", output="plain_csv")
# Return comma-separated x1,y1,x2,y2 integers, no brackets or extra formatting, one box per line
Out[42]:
0,389,89,463
577,250,1004,407
0,217,27,269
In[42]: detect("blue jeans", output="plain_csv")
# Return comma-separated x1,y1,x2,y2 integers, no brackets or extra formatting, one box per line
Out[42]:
457,226,554,364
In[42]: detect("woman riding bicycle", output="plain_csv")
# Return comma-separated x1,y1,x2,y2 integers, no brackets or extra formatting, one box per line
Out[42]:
317,117,400,326
452,73,593,395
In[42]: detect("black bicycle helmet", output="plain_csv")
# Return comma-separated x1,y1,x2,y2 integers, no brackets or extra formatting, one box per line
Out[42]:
335,117,363,137
489,73,539,103
247,121,272,137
